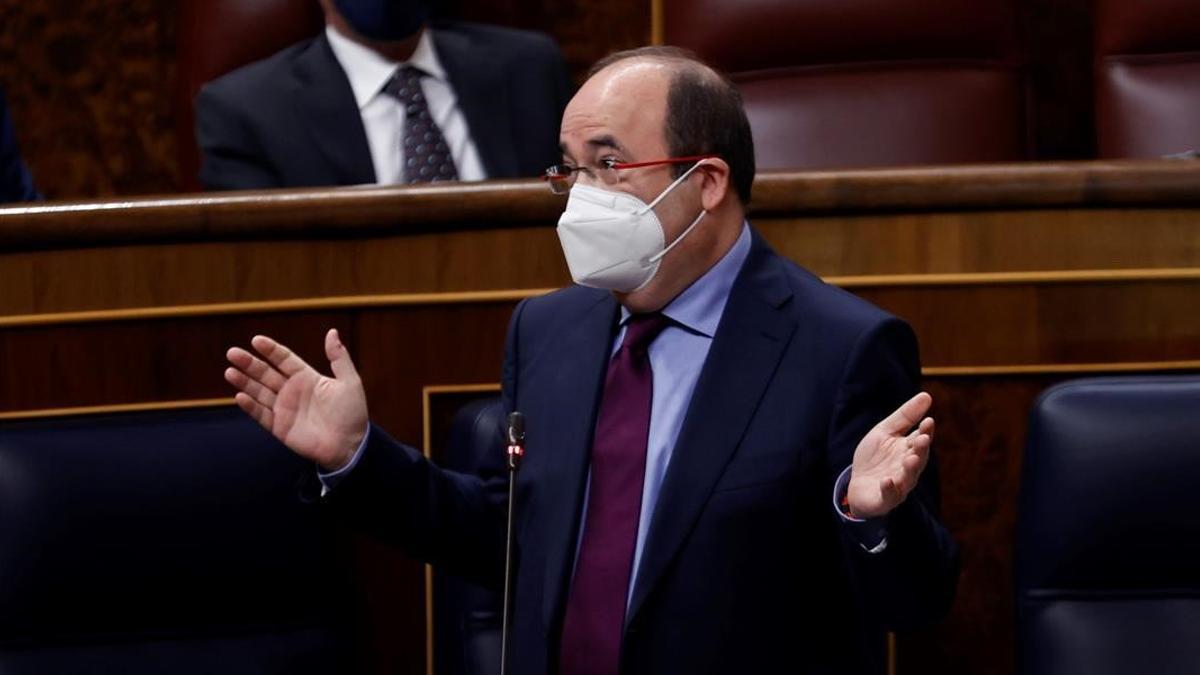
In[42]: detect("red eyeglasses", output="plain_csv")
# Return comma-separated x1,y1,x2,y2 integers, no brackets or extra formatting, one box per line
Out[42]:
542,155,716,195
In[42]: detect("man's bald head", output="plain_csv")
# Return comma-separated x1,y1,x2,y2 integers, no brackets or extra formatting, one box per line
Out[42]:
585,47,756,205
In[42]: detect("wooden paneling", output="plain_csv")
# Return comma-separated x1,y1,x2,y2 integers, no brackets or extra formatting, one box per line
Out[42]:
6,208,1200,317
2,163,1200,675
5,275,1200,373
0,305,512,427
859,278,1200,367
5,161,1200,248
3,162,1200,319
901,375,1062,675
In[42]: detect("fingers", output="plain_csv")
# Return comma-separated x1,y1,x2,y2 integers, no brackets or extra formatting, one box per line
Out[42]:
324,328,360,382
906,417,934,448
905,416,934,443
234,392,274,430
909,431,932,457
250,334,311,378
904,420,933,472
879,392,933,436
226,347,287,393
918,416,935,436
224,366,277,409
888,431,933,501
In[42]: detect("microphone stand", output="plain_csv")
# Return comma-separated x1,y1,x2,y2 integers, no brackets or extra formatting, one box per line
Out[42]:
500,412,525,675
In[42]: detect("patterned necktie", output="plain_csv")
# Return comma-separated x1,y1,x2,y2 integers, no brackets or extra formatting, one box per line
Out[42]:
382,65,459,183
559,313,673,675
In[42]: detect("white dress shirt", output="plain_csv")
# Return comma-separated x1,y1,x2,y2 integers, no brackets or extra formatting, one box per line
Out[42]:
324,25,487,184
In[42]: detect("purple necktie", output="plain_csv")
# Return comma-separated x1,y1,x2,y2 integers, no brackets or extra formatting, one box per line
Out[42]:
559,313,672,675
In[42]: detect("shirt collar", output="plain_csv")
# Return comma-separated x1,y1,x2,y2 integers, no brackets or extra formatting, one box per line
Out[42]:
620,222,752,338
324,25,446,110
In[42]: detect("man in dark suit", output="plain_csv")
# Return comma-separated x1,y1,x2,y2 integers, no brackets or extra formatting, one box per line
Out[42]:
195,0,571,190
225,47,958,674
1,87,40,203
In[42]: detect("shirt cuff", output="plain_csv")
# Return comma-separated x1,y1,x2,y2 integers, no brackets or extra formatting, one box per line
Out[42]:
832,465,889,554
317,424,371,497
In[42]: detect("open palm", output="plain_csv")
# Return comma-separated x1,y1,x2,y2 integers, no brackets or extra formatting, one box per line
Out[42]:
225,329,367,471
847,392,936,519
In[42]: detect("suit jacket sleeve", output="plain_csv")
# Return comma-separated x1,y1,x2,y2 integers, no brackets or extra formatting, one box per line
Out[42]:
320,300,531,590
827,317,960,631
195,84,283,191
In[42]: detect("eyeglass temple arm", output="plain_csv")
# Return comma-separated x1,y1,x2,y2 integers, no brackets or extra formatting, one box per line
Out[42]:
610,154,716,170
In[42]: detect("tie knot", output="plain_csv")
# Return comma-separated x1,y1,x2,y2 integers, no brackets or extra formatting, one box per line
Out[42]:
383,65,426,102
620,313,672,354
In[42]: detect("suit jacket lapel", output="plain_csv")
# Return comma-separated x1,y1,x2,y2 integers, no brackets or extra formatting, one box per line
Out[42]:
433,28,520,179
539,290,619,630
626,231,797,625
288,34,376,185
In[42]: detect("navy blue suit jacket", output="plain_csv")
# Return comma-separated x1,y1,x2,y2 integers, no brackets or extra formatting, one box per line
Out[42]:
326,229,959,674
195,22,571,190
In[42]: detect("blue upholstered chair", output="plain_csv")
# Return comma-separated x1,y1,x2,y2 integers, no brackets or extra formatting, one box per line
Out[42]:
0,405,354,674
433,396,505,675
1016,376,1200,674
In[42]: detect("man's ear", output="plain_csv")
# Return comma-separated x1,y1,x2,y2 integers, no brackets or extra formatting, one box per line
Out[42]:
696,158,732,211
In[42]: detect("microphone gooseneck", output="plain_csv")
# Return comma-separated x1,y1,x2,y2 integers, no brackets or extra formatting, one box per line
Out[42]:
500,411,525,675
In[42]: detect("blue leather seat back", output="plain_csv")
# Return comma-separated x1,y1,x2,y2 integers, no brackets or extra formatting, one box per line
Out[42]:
0,405,352,674
1016,376,1200,675
433,396,505,675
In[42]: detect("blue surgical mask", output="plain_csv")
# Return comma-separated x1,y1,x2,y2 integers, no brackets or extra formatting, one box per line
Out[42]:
334,0,430,41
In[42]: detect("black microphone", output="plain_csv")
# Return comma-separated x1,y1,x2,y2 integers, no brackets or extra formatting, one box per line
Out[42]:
500,412,525,675
506,411,525,471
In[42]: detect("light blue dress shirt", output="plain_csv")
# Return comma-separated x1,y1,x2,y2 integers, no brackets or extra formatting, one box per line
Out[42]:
613,223,752,594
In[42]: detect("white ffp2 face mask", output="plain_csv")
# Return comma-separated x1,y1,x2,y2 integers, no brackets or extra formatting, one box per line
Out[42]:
555,162,708,293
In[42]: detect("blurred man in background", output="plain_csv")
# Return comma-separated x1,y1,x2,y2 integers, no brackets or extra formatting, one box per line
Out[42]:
196,0,571,190
0,87,40,203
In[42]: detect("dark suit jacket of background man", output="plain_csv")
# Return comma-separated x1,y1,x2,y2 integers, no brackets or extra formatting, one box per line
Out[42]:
323,228,960,675
195,22,572,190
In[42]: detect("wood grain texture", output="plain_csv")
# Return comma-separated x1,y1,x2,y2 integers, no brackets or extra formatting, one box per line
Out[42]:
3,171,1200,319
5,277,1199,373
4,161,1198,251
896,376,1060,675
0,1,179,199
1,213,1198,315
2,163,1200,675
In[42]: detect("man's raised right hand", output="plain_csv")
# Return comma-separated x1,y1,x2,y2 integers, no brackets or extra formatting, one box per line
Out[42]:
224,328,368,472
